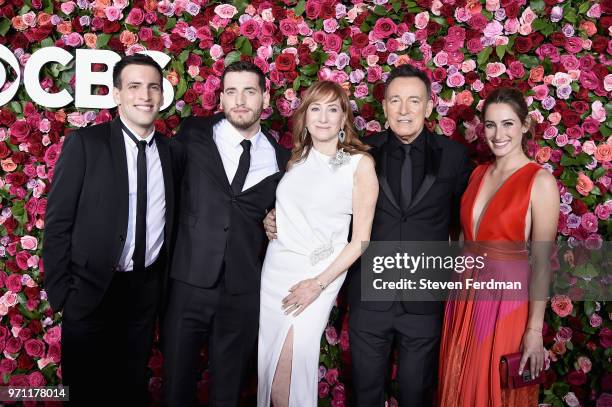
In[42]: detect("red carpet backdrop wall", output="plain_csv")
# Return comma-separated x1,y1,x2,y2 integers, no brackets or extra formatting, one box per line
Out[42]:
0,0,610,405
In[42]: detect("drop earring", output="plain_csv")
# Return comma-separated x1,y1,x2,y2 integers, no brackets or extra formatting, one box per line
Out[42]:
338,129,346,143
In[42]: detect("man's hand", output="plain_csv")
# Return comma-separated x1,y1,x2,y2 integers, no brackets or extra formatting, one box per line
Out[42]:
263,209,277,240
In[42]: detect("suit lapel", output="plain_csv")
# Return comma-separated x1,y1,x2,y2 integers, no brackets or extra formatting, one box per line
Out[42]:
109,118,130,249
238,129,285,195
375,141,401,213
407,131,442,211
155,134,174,243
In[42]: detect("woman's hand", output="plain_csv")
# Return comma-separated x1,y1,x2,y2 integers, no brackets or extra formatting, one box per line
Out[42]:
281,278,322,317
263,209,277,240
519,328,545,379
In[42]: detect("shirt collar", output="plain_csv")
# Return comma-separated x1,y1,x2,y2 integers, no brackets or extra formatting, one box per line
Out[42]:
120,119,155,146
220,119,264,151
388,128,426,153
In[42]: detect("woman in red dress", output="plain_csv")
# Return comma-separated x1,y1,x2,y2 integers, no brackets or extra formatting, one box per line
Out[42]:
438,88,560,406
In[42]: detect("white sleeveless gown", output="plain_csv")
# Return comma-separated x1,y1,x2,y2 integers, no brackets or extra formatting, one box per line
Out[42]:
257,148,362,406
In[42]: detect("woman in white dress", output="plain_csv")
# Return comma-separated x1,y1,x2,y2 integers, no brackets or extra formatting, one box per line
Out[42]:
257,81,379,407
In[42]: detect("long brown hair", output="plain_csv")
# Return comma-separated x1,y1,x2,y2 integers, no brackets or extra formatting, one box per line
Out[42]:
288,81,370,168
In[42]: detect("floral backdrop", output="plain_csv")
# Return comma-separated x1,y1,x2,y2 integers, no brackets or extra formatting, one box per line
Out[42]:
0,0,610,405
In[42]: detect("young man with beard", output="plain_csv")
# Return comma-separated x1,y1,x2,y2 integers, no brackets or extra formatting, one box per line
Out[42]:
163,61,290,407
43,54,175,406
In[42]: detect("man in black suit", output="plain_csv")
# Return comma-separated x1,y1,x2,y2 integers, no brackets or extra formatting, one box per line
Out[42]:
163,61,290,407
43,54,175,406
347,65,472,406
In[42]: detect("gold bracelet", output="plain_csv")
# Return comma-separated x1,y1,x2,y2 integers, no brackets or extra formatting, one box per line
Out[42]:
316,279,326,291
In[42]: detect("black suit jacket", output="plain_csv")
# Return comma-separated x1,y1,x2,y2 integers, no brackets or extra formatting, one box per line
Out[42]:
43,118,176,319
348,128,472,313
170,113,290,294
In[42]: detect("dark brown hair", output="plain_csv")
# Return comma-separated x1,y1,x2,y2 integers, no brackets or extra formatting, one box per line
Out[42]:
288,81,370,168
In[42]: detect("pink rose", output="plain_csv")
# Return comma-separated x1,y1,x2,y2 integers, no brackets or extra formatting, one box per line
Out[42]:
446,72,465,88
5,274,22,293
551,295,573,317
201,92,217,110
279,19,298,36
5,337,23,354
439,117,456,136
483,20,503,38
43,326,61,345
104,6,123,22
582,117,600,135
563,392,580,407
589,313,602,328
367,66,383,83
372,18,397,39
576,172,594,195
555,326,573,343
466,38,484,53
414,12,429,30
581,212,599,233
276,98,292,118
0,359,17,375
325,326,339,345
331,383,346,403
485,62,506,78
594,203,611,220
325,368,339,385
354,84,368,99
600,327,612,348
47,342,61,363
204,76,221,93
24,338,45,358
9,120,31,142
20,235,38,251
564,37,583,53
28,371,45,387
595,145,612,163
555,133,569,147
240,19,260,40
567,126,584,140
323,34,342,52
16,251,30,270
508,61,525,79
214,4,237,19
126,8,145,25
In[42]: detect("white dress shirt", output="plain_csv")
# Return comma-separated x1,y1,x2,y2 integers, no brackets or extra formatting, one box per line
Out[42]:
117,120,166,271
213,119,279,191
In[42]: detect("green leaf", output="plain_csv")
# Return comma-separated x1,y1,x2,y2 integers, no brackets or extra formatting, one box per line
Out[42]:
564,8,577,24
164,18,176,31
592,167,605,180
391,0,402,12
235,37,252,56
578,2,590,14
373,5,388,16
518,54,540,69
224,51,242,66
530,0,545,12
477,47,492,67
0,19,10,36
496,45,506,60
299,64,319,76
180,104,192,118
560,155,576,166
41,38,54,48
178,50,189,64
590,186,601,196
292,76,301,91
10,102,22,114
175,78,187,99
573,263,599,279
294,0,306,16
96,34,111,48
600,123,612,137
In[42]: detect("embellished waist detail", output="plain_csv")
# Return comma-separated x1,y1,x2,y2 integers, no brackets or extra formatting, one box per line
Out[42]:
310,242,334,266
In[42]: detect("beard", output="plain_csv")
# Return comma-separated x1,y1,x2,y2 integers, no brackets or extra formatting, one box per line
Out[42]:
226,105,264,130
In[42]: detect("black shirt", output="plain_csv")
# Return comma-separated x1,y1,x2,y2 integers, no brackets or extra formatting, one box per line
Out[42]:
386,129,426,209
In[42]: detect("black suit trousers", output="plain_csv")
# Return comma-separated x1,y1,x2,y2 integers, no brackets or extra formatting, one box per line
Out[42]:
349,303,442,407
61,259,162,407
162,276,259,407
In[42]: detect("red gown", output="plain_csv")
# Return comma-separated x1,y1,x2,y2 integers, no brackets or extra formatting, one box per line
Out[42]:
438,162,541,407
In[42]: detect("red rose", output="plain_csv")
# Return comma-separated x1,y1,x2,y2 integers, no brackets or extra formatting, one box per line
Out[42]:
514,37,532,53
571,199,588,216
549,32,565,47
28,372,45,387
592,35,608,53
320,2,334,19
504,3,519,18
24,339,45,358
0,359,17,375
468,14,487,30
147,37,164,51
275,53,296,72
6,172,27,187
567,371,587,386
5,337,23,354
360,103,375,120
9,120,30,143
373,83,385,102
165,115,180,130
0,142,9,159
562,111,580,128
103,20,121,34
600,327,612,348
5,274,22,293
9,375,29,387
352,33,369,49
305,0,320,19
183,89,197,104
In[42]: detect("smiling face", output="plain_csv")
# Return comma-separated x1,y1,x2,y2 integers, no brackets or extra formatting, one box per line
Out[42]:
305,97,345,144
483,102,529,158
220,71,269,133
382,76,433,143
112,64,162,137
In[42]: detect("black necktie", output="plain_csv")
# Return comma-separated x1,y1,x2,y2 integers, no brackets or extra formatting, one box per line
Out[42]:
400,144,412,210
122,124,152,272
231,139,252,195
